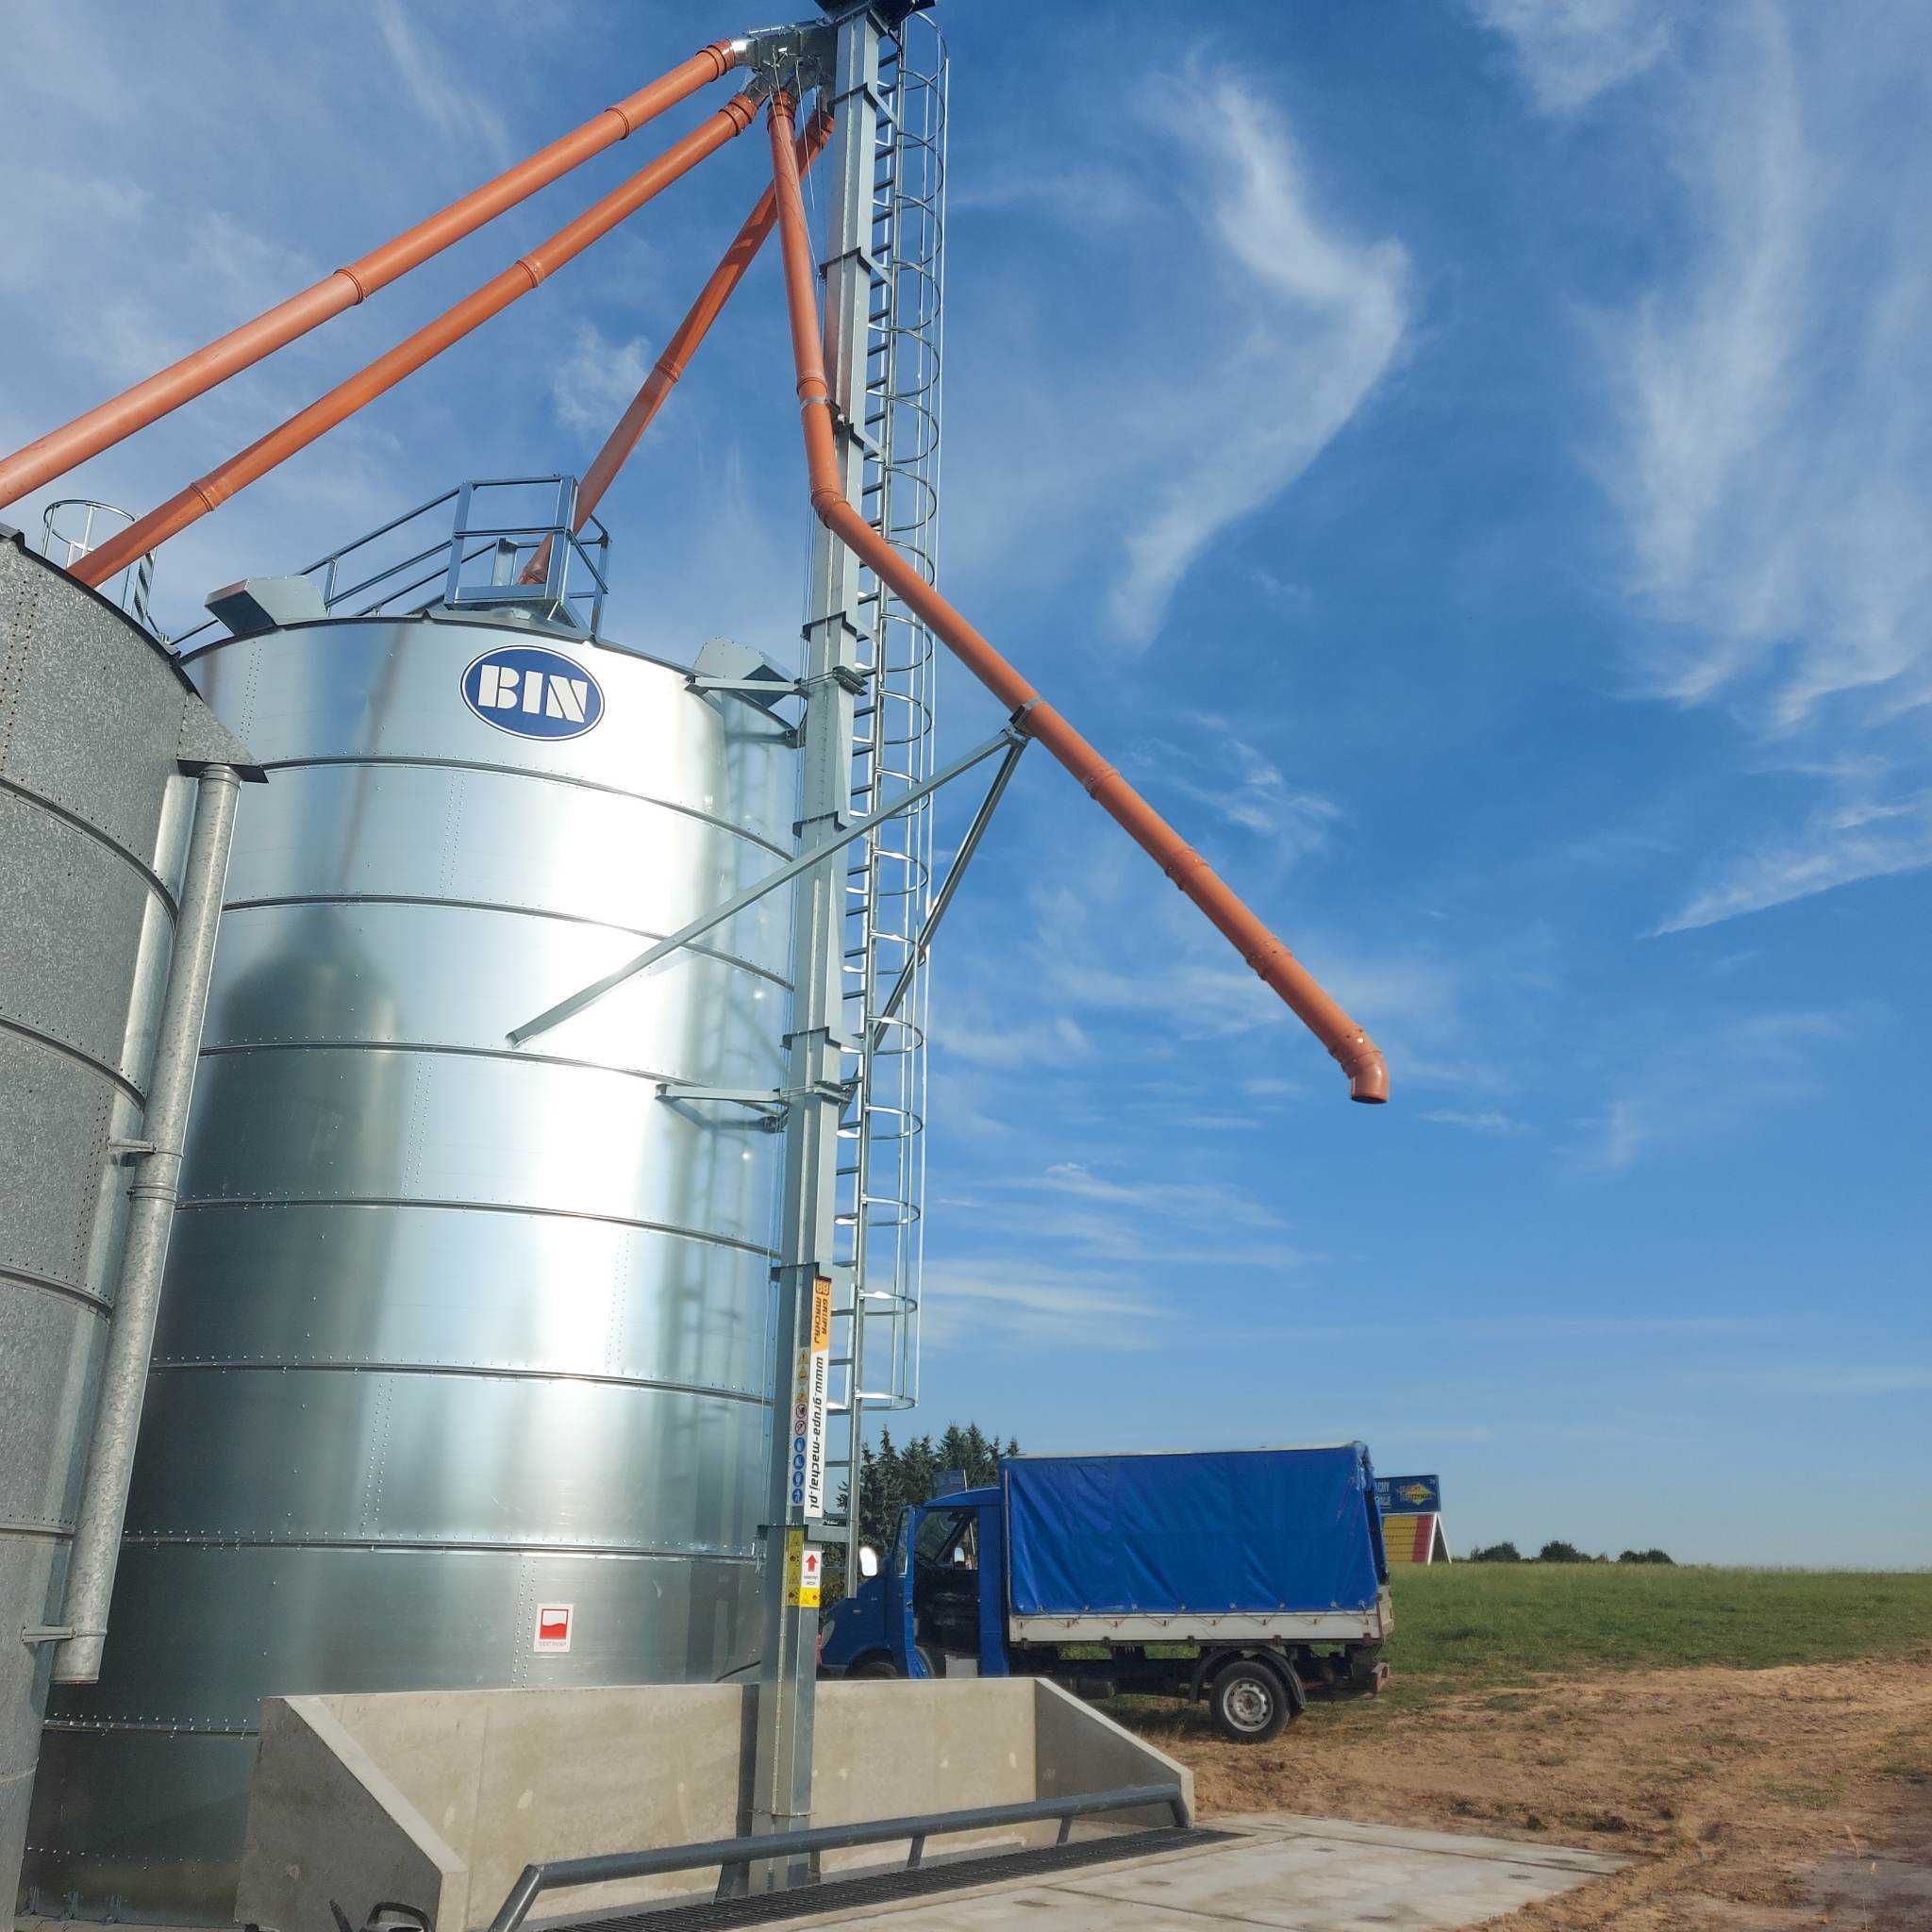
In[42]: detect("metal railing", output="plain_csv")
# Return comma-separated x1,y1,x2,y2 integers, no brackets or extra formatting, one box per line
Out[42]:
170,474,609,653
485,1782,1188,1932
41,498,162,640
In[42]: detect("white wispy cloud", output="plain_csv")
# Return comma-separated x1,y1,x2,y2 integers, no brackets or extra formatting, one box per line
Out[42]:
1107,73,1409,643
928,992,1092,1074
920,1260,1167,1353
1129,713,1342,853
1018,1161,1288,1230
1571,1008,1855,1174
1655,786,1932,933
1001,825,1467,1065
1469,0,1672,114
945,61,1407,652
374,0,514,171
1240,1075,1305,1102
1576,5,1932,928
549,320,652,437
1420,1108,1530,1136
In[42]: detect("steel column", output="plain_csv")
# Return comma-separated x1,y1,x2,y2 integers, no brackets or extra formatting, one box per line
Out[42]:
749,7,881,1885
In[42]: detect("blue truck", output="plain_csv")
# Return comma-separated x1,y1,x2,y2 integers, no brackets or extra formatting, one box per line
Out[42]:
820,1443,1393,1741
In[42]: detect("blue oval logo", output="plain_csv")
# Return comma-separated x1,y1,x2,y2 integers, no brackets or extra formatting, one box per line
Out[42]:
461,644,605,740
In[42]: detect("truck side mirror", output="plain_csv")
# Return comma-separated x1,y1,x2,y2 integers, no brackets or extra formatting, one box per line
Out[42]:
858,1544,880,1579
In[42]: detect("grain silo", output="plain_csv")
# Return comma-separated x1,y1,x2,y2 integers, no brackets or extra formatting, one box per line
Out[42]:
31,567,795,1914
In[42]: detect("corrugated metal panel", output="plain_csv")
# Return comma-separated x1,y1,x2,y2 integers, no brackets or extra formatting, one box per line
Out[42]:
0,535,252,1908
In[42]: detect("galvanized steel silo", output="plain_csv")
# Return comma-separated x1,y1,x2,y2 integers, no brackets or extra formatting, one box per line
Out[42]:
0,532,257,1915
31,608,794,1916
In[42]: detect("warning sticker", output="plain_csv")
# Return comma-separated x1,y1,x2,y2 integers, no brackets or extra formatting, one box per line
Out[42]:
783,1528,824,1610
788,1275,833,1521
532,1603,574,1654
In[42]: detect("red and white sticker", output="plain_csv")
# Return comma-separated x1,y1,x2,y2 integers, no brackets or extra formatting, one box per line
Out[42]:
533,1603,574,1655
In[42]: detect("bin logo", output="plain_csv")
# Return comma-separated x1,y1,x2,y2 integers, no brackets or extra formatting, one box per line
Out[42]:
462,645,604,740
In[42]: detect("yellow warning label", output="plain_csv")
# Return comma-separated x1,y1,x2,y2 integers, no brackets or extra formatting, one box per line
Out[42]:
782,1527,823,1609
811,1274,833,1352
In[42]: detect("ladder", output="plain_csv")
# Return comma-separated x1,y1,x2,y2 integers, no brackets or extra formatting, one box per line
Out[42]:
820,11,947,1570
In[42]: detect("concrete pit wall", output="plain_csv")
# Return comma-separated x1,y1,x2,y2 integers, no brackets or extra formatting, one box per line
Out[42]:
238,1680,1192,1932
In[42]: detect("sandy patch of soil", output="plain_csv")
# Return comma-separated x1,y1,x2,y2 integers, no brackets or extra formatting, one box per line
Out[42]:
1142,1657,1932,1929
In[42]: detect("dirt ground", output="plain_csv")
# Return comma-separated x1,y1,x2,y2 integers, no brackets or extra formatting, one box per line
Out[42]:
1143,1656,1932,1930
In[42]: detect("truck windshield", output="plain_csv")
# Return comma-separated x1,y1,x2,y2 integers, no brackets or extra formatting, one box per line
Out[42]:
914,1507,976,1570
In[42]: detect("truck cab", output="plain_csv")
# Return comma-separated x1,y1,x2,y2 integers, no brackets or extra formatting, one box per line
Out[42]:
822,1485,1007,1681
822,1445,1392,1742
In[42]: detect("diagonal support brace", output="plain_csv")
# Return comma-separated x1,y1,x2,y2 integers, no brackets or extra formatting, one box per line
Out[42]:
507,727,1024,1048
872,733,1027,1046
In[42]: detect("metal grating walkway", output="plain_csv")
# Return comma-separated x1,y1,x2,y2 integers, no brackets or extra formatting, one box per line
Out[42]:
544,1827,1233,1932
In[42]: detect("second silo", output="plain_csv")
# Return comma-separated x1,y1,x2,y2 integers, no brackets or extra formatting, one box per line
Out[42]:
32,597,795,1915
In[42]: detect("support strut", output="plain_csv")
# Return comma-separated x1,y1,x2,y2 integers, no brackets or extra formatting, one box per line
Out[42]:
74,92,765,590
507,730,1021,1047
522,107,837,585
0,42,745,511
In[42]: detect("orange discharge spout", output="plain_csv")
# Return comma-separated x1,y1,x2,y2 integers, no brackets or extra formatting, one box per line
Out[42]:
74,92,762,591
766,95,1389,1104
0,42,742,512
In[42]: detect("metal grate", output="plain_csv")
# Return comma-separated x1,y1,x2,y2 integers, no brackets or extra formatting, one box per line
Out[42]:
546,1828,1230,1932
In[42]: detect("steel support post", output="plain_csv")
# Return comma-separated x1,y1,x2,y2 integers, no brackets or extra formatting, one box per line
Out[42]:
748,5,881,1888
55,764,242,1686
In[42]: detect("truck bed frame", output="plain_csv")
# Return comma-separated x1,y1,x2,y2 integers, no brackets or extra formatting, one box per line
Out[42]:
1009,1606,1389,1645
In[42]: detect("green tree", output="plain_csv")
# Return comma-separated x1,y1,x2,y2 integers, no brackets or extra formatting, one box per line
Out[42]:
1468,1541,1522,1563
828,1422,1022,1600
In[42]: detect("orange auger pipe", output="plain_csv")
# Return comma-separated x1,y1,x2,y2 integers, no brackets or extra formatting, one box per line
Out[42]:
75,92,762,591
767,97,1389,1104
0,42,742,514
523,104,835,585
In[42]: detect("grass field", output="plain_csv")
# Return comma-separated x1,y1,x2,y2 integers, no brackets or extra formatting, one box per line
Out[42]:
1377,1562,1932,1700
1125,1564,1932,1927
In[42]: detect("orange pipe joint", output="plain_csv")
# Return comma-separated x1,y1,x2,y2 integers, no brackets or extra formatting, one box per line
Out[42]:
73,92,762,591
0,40,743,511
765,94,1389,1106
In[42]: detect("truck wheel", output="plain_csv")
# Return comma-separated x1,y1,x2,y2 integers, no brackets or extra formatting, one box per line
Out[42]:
1209,1660,1291,1743
848,1657,896,1679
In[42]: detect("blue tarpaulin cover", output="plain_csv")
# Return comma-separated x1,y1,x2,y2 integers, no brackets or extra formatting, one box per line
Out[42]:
1004,1444,1386,1617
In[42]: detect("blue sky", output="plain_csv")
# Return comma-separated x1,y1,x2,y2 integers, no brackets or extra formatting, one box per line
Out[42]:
4,2,1926,1564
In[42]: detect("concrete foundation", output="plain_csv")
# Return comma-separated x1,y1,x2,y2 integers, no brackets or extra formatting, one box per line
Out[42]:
748,1812,1630,1930
236,1679,1191,1932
